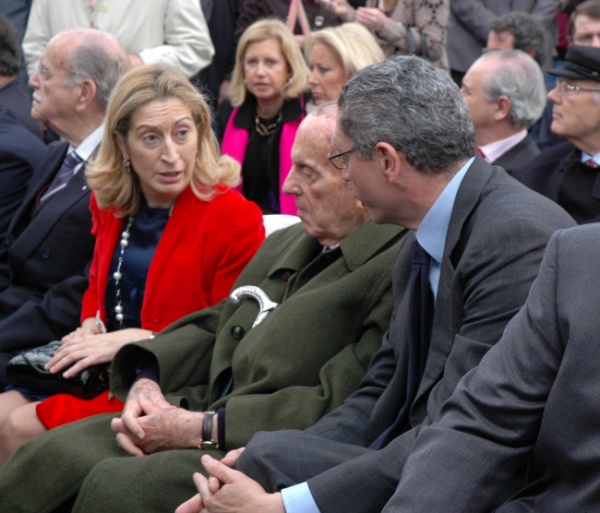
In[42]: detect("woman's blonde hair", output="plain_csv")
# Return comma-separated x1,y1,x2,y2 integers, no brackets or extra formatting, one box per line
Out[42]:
230,18,309,106
304,23,385,80
86,64,240,216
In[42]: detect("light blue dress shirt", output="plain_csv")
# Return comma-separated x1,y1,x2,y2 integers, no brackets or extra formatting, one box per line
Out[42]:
279,158,473,513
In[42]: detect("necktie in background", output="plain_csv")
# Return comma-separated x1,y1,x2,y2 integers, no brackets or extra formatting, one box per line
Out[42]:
370,241,434,449
39,151,83,205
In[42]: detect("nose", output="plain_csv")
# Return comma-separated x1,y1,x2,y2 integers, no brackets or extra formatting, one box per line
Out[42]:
282,168,300,195
547,86,560,104
341,167,351,182
29,70,40,89
308,68,318,86
161,136,179,162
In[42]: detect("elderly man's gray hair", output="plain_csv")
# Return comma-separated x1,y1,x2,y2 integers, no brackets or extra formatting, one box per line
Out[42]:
480,49,546,130
337,56,476,174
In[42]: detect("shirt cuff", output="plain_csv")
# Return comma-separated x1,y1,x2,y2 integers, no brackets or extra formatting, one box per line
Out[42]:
281,482,322,513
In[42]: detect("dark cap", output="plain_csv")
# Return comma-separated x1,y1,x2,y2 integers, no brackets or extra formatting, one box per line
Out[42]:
549,45,600,82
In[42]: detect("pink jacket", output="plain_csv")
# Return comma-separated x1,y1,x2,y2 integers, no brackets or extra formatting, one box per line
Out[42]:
221,98,305,215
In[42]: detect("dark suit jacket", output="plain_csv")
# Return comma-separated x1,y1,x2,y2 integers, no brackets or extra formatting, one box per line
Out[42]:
0,142,94,384
492,135,539,179
519,141,600,224
0,107,48,242
239,157,574,513
448,0,558,73
387,224,600,512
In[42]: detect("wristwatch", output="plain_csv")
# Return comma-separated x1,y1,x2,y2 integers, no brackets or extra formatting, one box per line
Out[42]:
198,410,219,450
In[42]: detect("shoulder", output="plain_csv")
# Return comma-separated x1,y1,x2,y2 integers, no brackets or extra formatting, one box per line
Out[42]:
529,141,576,167
456,162,575,246
192,187,263,231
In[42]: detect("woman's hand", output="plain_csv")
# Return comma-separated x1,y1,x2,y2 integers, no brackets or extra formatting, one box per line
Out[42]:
45,328,154,378
355,7,389,32
61,317,102,343
315,0,356,22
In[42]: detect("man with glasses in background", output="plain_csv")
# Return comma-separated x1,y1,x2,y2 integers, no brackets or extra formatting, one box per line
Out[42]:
519,44,600,223
0,29,129,386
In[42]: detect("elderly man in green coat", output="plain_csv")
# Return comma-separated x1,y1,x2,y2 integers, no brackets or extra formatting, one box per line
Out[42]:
0,103,409,513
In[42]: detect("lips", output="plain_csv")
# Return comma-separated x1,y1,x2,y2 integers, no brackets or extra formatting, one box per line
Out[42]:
157,171,183,183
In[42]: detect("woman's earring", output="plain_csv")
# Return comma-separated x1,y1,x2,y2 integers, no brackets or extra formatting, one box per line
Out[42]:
123,158,131,173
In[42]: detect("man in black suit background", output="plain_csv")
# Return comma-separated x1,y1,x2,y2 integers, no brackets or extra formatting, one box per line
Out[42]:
519,44,600,223
460,49,545,178
0,28,129,386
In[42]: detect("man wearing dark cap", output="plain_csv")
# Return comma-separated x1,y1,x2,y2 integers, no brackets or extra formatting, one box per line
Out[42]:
519,44,600,223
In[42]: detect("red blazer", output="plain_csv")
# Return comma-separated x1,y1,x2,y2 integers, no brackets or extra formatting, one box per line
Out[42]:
81,186,265,332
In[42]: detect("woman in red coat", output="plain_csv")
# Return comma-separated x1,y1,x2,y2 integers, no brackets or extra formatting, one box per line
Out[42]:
0,64,265,464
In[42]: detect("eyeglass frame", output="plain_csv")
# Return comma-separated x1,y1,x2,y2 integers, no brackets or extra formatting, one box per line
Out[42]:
327,147,357,170
554,77,600,95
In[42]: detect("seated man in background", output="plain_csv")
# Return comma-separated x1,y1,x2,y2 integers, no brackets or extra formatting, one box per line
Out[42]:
173,55,575,513
0,29,129,386
461,49,546,178
485,10,564,151
0,103,409,513
519,44,600,223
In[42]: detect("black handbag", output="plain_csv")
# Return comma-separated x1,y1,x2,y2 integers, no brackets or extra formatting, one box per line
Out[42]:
6,341,110,399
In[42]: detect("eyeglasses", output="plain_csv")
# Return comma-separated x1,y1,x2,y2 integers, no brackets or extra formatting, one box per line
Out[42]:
327,147,356,170
555,77,600,95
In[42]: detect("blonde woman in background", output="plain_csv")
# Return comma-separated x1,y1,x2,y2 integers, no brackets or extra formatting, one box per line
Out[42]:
317,0,450,71
218,18,309,215
305,22,385,106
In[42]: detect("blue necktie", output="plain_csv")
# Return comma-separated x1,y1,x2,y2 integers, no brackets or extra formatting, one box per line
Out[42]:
370,241,434,449
39,151,83,204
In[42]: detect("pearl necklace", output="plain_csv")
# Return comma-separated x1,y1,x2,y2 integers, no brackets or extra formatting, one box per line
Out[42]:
113,216,134,328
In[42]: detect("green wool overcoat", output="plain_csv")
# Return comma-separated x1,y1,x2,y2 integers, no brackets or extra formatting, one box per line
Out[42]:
0,220,408,513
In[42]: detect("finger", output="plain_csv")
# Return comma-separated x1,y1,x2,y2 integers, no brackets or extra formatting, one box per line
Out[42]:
207,475,221,495
174,492,203,513
201,455,235,484
115,432,145,457
194,472,211,497
120,403,145,440
220,447,245,467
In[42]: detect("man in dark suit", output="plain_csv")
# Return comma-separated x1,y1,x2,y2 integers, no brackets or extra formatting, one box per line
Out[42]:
0,107,48,242
384,223,600,512
171,56,575,513
460,49,544,178
519,44,600,223
0,29,129,386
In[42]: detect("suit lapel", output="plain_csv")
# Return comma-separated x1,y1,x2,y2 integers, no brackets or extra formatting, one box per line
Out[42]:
415,157,495,400
9,162,92,269
8,143,69,238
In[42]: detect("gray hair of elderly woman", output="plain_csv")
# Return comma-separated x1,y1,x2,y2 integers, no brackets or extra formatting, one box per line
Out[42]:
479,49,546,130
338,56,476,174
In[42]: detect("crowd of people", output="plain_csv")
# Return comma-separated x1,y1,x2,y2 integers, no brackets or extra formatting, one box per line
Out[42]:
1,0,600,512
